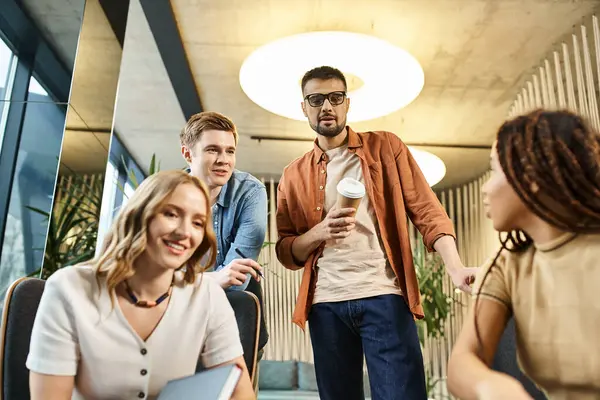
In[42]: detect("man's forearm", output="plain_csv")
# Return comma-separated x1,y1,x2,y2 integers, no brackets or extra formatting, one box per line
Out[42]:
291,224,324,264
205,268,251,291
433,235,463,274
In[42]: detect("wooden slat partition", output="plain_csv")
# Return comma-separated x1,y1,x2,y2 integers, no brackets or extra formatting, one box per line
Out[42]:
511,15,600,123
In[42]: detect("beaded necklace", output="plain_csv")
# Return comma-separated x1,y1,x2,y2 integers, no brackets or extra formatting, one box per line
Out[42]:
124,280,173,308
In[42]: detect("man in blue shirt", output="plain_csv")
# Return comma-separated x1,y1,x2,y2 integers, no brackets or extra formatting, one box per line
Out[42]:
181,111,269,365
180,111,267,291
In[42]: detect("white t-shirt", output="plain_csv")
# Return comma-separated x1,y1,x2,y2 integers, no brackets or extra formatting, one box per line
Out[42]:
314,145,401,303
26,265,243,400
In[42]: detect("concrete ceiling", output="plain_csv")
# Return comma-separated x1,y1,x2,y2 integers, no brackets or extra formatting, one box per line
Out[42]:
113,0,599,189
113,0,186,170
19,0,84,70
18,0,600,188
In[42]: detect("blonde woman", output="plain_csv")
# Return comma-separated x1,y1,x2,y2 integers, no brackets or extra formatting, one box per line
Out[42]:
26,170,255,399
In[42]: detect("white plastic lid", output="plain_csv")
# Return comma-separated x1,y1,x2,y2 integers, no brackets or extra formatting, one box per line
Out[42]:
336,177,366,199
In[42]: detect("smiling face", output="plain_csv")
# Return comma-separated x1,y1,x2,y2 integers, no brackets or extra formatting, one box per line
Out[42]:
182,129,236,190
143,183,208,271
481,142,531,232
302,78,350,138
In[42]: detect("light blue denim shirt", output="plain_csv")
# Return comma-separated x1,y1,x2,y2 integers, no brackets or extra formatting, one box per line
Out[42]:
210,169,267,291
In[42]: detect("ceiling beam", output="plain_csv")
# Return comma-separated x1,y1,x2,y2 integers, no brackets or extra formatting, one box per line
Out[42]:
65,127,112,134
139,0,203,120
98,0,131,48
249,135,492,150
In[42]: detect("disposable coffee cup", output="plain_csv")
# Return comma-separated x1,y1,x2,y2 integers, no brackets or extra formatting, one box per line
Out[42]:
336,177,366,215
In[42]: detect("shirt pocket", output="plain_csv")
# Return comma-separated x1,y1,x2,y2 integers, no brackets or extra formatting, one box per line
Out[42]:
368,161,384,195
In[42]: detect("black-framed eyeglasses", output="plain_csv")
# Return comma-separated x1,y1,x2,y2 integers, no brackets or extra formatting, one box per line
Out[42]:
304,91,347,107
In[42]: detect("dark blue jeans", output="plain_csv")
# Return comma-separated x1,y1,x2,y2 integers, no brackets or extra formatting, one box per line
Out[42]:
308,294,427,400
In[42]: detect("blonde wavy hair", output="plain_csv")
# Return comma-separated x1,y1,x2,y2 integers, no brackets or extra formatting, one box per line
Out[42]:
92,170,216,294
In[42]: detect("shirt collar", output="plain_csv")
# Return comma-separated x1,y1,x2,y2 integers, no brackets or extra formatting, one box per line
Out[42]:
215,178,230,208
185,167,232,209
313,126,362,163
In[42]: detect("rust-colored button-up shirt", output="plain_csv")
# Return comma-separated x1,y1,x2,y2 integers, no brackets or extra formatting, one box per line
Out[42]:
276,127,456,329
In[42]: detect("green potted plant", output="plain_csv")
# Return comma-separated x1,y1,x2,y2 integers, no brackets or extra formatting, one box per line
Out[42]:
27,174,103,279
119,154,160,191
28,154,160,280
413,236,455,399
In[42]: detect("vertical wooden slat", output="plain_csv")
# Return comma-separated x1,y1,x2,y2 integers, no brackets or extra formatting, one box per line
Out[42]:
572,33,590,117
439,191,449,399
469,182,477,266
516,93,524,114
522,87,531,111
539,67,550,108
527,81,536,111
593,16,600,125
446,189,457,346
544,59,557,109
563,43,578,112
532,74,543,107
474,178,482,263
554,51,567,109
581,25,600,130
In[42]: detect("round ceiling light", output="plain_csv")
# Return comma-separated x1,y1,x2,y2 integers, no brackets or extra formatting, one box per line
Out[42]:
407,147,446,187
239,31,424,122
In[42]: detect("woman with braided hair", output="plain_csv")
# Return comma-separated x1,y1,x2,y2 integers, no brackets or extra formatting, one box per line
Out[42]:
447,109,600,400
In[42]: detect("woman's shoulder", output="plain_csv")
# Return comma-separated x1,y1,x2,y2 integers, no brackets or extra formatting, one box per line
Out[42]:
175,272,229,305
474,245,532,290
484,242,537,270
572,233,600,249
45,264,98,298
47,264,95,283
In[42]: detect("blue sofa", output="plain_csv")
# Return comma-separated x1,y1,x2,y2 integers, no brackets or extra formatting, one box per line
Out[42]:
257,360,372,400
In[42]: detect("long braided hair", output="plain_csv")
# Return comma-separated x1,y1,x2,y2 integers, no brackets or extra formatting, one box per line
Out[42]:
474,109,600,351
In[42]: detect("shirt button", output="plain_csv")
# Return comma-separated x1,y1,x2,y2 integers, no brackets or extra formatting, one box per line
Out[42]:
316,207,321,211
140,348,147,355
141,369,147,376
321,170,325,174
138,392,145,398
319,185,324,190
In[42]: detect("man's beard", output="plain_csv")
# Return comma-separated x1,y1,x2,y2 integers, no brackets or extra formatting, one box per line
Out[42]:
310,117,346,137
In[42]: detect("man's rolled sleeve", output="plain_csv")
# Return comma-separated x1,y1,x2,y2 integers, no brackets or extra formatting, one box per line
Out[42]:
389,133,456,251
275,178,304,270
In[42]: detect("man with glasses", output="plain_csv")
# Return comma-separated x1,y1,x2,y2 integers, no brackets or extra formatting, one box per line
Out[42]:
275,66,477,400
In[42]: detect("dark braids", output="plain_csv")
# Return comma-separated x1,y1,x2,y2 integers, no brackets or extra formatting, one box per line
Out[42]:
474,109,600,353
498,109,600,231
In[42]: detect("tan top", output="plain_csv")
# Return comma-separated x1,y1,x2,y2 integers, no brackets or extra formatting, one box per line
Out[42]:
26,265,243,400
474,232,600,399
313,145,401,303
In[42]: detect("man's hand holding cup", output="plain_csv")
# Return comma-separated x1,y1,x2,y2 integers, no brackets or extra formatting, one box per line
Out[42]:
317,178,366,241
318,207,357,241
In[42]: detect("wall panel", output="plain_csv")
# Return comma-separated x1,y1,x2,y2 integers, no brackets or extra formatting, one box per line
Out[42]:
509,15,600,127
